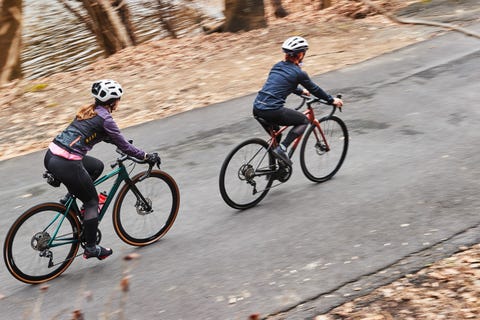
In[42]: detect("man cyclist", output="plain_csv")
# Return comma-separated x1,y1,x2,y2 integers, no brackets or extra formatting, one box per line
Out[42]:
44,79,160,260
253,36,343,165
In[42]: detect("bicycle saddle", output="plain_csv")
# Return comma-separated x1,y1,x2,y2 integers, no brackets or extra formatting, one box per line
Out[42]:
43,171,61,187
254,116,279,131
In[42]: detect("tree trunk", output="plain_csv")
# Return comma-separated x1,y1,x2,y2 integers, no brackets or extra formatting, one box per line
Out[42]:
224,0,267,32
319,0,332,10
0,0,23,85
113,0,137,45
271,0,288,18
156,0,177,38
80,0,134,56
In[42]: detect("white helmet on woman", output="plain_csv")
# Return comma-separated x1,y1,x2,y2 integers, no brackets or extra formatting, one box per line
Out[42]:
282,36,309,55
91,79,123,103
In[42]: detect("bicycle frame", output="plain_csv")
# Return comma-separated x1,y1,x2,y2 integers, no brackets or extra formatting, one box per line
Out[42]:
219,95,345,209
265,104,329,159
251,97,339,181
46,159,148,248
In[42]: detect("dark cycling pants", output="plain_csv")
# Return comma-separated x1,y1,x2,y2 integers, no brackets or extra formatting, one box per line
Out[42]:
253,107,309,147
44,150,103,221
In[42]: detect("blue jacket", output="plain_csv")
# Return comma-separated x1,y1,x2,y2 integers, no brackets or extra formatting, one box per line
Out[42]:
253,61,334,110
53,105,145,159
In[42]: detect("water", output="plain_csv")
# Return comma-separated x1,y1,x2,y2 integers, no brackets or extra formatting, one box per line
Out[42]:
22,0,223,79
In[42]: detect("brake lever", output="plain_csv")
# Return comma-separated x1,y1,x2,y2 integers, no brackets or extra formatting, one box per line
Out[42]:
336,94,343,112
138,163,154,182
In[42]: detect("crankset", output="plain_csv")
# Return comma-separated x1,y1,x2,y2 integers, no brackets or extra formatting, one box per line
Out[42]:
273,163,292,182
250,163,292,194
79,228,102,249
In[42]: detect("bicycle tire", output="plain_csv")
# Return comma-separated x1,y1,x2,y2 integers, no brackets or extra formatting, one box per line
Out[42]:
300,116,349,182
112,170,180,246
3,202,81,284
219,138,276,210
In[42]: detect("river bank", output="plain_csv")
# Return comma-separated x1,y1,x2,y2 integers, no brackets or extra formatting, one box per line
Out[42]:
22,0,224,79
1,2,437,161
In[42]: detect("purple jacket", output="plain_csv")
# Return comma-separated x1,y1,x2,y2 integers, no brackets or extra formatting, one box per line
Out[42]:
53,105,145,159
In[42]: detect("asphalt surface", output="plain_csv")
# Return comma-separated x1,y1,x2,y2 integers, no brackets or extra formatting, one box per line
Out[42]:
0,23,479,320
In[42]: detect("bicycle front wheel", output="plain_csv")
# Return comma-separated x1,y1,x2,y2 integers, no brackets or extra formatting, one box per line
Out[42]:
113,170,180,246
300,116,349,182
219,138,275,210
3,203,81,284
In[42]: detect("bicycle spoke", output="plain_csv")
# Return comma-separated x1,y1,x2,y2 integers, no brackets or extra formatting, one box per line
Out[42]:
219,138,275,209
4,203,80,284
113,171,179,246
300,117,349,182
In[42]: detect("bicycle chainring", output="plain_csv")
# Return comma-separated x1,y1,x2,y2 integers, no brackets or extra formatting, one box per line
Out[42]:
276,164,292,183
79,229,102,249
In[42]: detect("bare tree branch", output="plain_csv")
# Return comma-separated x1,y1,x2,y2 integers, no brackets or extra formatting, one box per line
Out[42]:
358,0,480,39
56,0,95,34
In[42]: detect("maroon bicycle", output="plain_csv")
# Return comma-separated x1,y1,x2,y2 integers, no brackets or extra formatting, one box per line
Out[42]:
219,95,348,210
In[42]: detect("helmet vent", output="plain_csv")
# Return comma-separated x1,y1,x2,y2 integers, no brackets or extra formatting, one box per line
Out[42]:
91,79,123,102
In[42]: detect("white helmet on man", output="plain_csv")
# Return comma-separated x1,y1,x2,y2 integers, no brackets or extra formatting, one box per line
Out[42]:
91,79,123,103
282,36,309,55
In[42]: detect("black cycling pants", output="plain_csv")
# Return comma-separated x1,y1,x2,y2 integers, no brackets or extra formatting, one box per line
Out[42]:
253,107,309,147
44,150,104,221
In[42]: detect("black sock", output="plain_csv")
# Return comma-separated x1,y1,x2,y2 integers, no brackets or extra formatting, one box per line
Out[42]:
282,131,299,148
83,217,99,248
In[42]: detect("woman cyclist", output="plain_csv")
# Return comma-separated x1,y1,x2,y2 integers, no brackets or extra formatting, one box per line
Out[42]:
44,79,160,260
253,36,343,165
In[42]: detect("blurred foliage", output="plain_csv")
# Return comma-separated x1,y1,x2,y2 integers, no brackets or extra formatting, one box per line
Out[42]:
24,83,48,92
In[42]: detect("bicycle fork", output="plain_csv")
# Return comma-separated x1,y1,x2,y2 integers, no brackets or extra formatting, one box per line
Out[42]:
125,178,153,214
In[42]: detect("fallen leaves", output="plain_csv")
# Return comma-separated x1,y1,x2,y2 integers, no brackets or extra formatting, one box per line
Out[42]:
0,1,430,161
120,275,131,293
71,309,85,320
123,252,141,261
39,285,49,292
321,244,480,319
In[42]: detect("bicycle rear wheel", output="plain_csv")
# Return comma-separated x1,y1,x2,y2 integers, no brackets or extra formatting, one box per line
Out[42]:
113,170,180,246
300,116,349,182
3,203,81,284
219,138,275,210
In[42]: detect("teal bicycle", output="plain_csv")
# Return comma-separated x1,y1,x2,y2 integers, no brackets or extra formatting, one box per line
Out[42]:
3,149,180,284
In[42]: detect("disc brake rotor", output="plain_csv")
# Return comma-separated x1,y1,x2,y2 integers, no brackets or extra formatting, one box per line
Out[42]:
315,141,328,155
136,198,153,215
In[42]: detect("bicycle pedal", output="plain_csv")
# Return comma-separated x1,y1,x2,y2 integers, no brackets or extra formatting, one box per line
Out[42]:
59,193,72,204
278,160,292,168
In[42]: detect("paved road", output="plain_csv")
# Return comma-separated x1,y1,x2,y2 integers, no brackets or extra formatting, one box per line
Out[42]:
1,25,479,319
